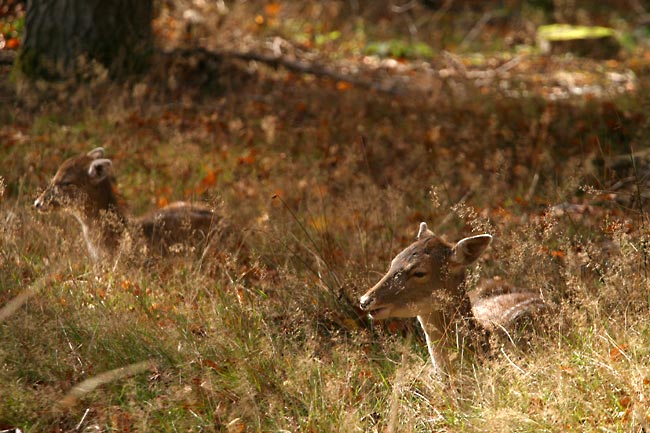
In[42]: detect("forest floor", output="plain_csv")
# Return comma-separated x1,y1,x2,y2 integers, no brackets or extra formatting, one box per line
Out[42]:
2,2,650,432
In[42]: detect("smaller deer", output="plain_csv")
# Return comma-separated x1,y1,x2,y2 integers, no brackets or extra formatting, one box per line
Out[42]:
359,222,544,376
34,147,222,263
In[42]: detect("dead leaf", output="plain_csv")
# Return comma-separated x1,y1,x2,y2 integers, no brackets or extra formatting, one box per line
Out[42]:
387,320,402,333
227,418,246,433
358,369,372,379
336,81,352,91
264,3,281,17
609,344,628,362
618,395,632,408
201,359,226,373
200,169,218,187
238,150,257,165
6,38,19,50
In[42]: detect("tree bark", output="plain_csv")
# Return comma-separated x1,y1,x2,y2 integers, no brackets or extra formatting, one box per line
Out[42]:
18,0,153,79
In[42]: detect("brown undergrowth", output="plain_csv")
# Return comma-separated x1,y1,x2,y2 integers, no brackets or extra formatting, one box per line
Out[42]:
2,3,650,432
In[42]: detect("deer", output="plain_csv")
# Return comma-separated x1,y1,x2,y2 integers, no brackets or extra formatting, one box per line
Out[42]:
34,147,222,264
359,222,545,377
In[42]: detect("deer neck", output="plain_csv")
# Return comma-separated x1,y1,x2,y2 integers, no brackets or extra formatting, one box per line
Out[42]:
415,270,480,375
440,268,474,318
73,180,128,261
417,312,452,376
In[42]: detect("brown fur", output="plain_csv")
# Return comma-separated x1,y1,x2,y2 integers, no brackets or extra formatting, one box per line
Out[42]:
469,277,546,331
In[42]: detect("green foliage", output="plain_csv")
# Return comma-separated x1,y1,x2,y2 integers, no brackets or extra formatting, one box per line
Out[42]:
537,24,617,41
0,14,23,40
365,40,435,59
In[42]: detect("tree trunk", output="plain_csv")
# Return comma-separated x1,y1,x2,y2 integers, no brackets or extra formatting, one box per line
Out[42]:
18,0,153,79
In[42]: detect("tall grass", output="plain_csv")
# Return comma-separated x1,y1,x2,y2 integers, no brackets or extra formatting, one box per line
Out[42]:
2,48,650,432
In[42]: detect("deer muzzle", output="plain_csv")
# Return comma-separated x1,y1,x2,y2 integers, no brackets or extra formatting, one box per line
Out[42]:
33,187,58,212
359,280,396,320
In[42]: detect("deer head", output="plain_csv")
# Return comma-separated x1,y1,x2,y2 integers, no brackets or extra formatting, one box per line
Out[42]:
360,222,492,375
360,222,492,320
34,147,114,217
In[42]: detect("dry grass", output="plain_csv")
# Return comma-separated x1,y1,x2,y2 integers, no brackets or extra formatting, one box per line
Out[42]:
2,2,650,432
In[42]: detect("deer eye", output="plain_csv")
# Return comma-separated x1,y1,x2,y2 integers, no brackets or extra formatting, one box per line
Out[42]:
412,271,427,278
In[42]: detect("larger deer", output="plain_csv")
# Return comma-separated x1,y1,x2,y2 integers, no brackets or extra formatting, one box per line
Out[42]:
34,147,222,263
359,222,545,377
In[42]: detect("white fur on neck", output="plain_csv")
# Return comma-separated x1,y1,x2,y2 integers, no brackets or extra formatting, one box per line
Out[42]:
417,314,451,377
72,214,100,262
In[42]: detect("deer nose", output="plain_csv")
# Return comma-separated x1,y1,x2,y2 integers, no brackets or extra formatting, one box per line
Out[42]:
359,294,373,310
34,197,43,209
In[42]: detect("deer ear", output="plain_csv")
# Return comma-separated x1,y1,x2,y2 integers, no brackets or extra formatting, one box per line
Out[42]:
417,222,435,240
88,158,112,183
450,234,492,266
87,147,105,159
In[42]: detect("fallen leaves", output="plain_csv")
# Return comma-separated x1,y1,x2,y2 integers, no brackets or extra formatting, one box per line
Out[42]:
194,168,219,195
264,3,281,17
335,81,352,91
609,344,629,362
200,359,226,373
237,149,257,166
